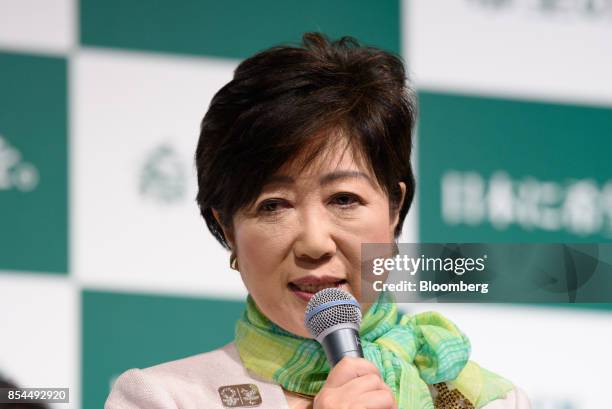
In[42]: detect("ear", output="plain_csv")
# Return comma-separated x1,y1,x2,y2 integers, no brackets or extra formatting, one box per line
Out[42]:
391,182,407,232
211,208,236,250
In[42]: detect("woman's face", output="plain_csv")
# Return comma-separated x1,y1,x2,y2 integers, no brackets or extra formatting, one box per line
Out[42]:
217,140,405,338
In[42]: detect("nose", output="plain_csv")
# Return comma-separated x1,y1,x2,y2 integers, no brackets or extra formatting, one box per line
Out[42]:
293,207,336,262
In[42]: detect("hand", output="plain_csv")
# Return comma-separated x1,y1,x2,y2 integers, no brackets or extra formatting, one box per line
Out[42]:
313,357,397,409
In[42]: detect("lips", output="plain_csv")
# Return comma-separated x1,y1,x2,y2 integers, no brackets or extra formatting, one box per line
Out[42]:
288,275,347,301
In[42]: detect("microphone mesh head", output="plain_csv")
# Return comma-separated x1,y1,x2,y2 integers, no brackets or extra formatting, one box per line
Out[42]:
304,287,362,339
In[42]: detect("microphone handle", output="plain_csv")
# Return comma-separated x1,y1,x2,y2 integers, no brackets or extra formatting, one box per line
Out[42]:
320,327,364,366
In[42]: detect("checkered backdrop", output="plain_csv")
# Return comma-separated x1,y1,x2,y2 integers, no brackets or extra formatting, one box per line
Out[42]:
1,1,611,408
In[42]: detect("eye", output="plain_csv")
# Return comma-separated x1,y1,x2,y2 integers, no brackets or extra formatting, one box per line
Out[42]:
330,192,362,208
256,199,288,214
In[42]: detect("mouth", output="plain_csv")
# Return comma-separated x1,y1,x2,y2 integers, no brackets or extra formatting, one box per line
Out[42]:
288,276,348,302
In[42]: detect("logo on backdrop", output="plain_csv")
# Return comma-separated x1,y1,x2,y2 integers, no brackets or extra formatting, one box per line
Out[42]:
0,134,39,192
468,0,612,19
139,143,186,204
442,170,612,237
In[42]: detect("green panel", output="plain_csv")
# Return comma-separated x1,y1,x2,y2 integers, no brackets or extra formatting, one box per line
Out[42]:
82,290,245,408
418,91,612,243
0,52,68,274
80,0,400,58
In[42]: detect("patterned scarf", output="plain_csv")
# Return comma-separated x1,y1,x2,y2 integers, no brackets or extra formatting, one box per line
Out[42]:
234,292,513,409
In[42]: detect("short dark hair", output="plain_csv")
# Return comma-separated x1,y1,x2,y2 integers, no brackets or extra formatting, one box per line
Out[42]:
195,32,417,249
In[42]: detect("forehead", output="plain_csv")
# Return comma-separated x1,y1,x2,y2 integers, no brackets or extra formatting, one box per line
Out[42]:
276,134,372,179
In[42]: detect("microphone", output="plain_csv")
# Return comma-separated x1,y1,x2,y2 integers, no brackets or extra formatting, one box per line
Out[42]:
304,287,363,366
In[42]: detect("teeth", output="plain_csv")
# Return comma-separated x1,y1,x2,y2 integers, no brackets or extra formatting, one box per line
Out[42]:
295,282,342,293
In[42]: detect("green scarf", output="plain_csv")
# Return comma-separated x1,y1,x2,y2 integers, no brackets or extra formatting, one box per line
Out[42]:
235,292,513,409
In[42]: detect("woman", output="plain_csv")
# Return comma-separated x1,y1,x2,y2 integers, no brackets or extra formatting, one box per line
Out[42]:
105,33,530,409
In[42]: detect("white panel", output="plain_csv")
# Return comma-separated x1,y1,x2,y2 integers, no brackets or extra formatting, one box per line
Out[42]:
0,273,78,409
403,303,612,408
404,0,612,106
72,49,247,299
0,0,74,54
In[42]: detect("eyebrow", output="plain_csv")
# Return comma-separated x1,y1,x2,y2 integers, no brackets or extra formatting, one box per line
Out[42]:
266,170,374,187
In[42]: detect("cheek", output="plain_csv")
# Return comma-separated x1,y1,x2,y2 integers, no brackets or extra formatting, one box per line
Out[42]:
367,213,394,241
336,205,395,274
234,222,293,281
345,204,395,243
341,206,394,303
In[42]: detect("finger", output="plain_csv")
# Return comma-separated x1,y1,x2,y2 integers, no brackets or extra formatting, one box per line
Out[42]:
370,381,398,409
382,383,398,409
355,389,396,409
341,373,386,396
326,357,381,388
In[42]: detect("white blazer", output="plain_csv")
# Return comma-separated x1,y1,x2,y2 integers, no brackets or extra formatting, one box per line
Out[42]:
105,342,531,409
